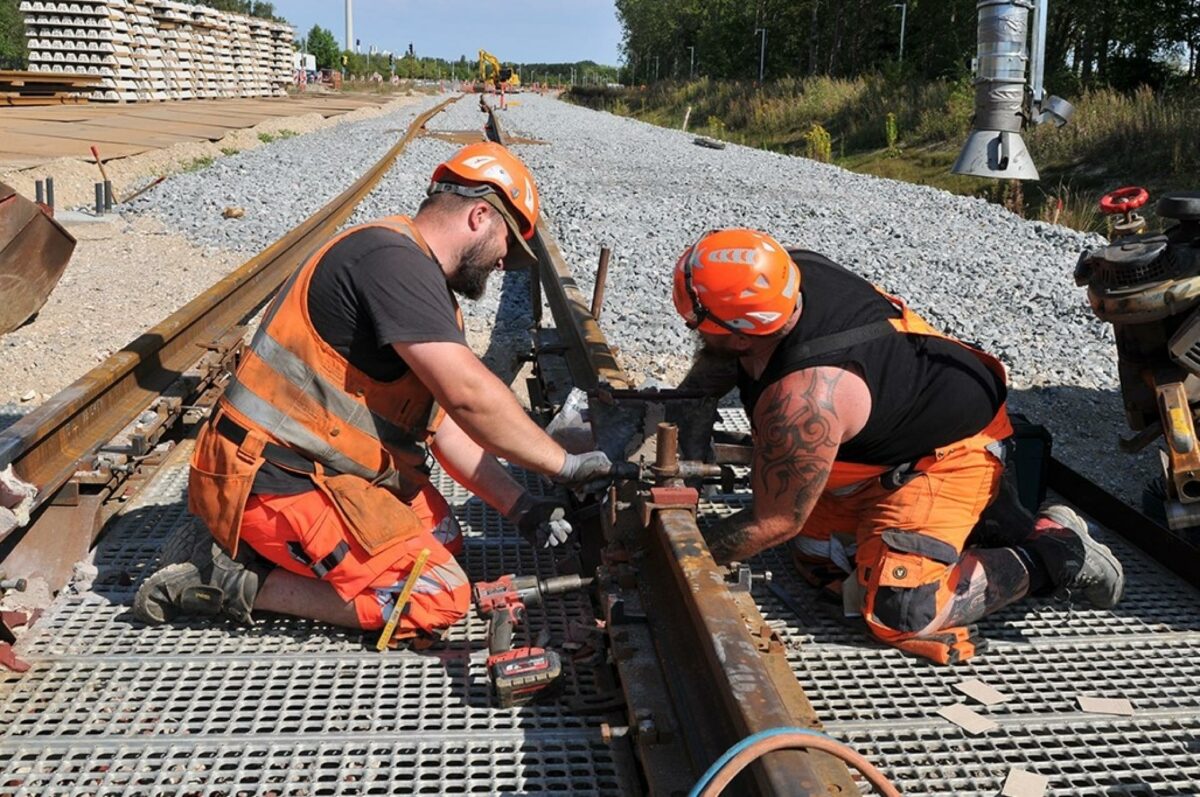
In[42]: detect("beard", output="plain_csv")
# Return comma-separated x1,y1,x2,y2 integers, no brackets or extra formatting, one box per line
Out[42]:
447,236,501,300
693,330,740,358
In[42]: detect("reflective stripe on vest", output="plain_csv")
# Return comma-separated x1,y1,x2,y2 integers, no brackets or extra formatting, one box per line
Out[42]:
220,215,453,488
230,327,426,458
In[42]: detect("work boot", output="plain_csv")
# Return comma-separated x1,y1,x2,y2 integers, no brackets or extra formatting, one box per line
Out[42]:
1025,504,1125,609
133,540,263,625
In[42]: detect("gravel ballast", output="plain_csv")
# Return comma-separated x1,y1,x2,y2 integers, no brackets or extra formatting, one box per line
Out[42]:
67,94,1158,507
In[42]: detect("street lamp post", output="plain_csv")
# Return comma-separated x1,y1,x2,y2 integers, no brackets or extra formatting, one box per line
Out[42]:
654,55,660,81
893,3,908,63
755,27,767,82
688,45,695,79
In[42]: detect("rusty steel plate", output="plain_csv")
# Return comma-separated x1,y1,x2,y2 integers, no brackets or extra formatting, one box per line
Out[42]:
0,184,76,335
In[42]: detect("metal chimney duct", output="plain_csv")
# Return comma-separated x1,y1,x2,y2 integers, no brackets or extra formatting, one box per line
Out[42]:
953,0,1073,181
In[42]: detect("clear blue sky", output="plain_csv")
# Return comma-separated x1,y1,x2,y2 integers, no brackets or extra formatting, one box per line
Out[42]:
272,0,623,65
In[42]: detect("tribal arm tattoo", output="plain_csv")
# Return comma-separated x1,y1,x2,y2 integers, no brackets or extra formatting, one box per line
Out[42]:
702,367,846,564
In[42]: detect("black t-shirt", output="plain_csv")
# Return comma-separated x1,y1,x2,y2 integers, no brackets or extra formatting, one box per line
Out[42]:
252,226,466,493
738,251,1006,466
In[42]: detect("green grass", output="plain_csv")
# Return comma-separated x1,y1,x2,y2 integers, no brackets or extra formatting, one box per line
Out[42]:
257,129,299,144
182,155,214,173
219,146,239,156
569,77,1198,234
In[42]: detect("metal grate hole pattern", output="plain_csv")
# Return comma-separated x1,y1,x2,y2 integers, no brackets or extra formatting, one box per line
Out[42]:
788,637,1200,723
0,738,626,797
3,434,632,795
0,655,602,738
837,717,1200,797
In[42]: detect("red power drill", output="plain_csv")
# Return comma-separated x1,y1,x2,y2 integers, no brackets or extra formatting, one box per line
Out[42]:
472,573,592,708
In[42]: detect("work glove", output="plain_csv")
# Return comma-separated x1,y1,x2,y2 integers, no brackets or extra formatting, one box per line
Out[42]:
553,450,615,490
506,491,574,549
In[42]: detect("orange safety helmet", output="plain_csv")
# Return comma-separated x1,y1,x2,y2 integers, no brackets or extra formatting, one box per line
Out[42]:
428,141,540,240
672,228,801,335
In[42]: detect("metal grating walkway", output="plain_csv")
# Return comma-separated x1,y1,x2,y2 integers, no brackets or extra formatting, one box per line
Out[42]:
706,408,1200,797
0,441,638,797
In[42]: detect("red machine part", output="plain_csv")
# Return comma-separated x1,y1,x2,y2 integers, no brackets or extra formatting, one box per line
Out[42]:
1099,186,1149,215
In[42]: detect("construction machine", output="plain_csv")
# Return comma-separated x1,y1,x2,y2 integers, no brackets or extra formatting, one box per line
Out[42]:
950,1,1200,531
478,49,521,91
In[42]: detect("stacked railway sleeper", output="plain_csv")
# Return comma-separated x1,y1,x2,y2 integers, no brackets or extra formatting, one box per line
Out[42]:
0,93,1197,796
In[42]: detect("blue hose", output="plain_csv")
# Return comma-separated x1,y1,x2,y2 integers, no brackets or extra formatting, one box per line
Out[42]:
687,727,835,797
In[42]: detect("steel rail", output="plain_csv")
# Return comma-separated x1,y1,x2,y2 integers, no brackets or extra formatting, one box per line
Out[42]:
482,102,854,796
0,97,454,535
481,103,630,392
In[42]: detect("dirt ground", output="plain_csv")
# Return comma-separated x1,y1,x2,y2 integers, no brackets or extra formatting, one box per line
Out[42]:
0,95,429,408
0,94,425,214
1,214,241,405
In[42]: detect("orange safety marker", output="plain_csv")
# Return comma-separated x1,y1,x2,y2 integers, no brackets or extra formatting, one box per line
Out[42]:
375,547,431,652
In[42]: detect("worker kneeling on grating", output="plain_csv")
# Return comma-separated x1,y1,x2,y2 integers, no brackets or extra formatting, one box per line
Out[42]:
133,143,615,643
670,228,1125,664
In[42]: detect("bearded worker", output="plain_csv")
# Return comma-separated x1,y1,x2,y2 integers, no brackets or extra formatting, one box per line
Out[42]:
670,228,1124,664
133,142,614,644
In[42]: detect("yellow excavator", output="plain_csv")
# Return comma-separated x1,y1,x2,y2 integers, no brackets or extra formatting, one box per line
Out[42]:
478,49,521,91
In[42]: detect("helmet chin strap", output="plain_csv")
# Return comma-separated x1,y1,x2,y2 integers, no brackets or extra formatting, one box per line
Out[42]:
682,246,744,335
683,251,801,336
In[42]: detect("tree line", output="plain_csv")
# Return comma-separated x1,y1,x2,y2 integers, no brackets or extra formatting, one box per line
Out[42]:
615,0,1200,89
301,24,615,85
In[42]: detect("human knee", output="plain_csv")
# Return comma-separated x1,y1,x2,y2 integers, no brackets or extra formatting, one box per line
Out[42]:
858,529,961,638
866,583,942,636
354,558,470,633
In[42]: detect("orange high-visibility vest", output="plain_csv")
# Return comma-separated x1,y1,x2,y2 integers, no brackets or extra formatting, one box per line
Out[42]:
189,215,461,554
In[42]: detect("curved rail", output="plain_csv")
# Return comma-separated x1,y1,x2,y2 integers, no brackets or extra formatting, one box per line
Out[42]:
0,97,455,536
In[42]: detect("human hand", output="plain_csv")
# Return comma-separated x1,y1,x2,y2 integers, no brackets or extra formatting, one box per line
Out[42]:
506,492,574,549
553,450,614,488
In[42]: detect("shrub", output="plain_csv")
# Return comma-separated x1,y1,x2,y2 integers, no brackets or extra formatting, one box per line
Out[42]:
885,112,900,156
805,124,832,163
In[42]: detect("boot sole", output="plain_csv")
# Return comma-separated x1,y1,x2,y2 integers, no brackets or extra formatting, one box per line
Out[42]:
131,562,197,625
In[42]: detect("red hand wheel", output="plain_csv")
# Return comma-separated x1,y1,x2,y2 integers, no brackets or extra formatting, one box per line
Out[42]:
1099,186,1149,215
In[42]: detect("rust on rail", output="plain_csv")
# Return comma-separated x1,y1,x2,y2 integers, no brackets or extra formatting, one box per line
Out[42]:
481,101,631,391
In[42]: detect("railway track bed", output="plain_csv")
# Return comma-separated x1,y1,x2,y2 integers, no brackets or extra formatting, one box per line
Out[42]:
2,94,1198,796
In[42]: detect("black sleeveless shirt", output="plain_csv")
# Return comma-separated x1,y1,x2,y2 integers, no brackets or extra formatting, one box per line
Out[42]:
737,251,1006,466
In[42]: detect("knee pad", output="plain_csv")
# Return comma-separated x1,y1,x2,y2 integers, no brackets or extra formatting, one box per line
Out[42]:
859,529,961,636
869,583,940,634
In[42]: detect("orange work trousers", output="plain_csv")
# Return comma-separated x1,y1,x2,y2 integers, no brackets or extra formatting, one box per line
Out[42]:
239,483,470,636
800,438,1006,663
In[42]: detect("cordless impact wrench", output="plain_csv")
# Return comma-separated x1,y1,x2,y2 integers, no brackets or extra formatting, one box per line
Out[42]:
472,574,592,707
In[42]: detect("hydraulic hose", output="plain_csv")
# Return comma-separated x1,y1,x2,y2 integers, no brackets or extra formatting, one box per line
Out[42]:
688,727,902,797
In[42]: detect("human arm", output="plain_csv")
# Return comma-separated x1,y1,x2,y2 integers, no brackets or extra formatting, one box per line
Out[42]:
431,414,574,548
395,340,613,486
671,349,740,461
430,412,526,515
678,347,740,395
701,365,870,564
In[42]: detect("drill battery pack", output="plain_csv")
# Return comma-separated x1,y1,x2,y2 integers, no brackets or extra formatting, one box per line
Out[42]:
488,646,563,708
